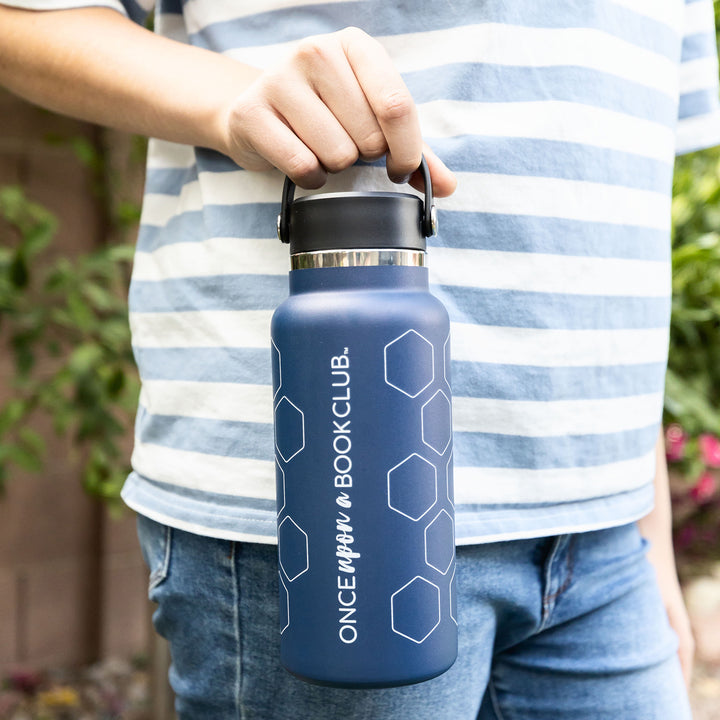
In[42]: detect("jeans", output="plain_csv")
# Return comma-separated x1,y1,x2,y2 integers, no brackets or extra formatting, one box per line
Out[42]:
137,515,691,720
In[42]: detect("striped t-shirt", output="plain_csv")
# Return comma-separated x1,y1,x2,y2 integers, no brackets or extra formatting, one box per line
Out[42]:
11,0,720,543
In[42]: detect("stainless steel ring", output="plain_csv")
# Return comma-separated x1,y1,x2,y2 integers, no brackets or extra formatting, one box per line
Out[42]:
291,249,425,270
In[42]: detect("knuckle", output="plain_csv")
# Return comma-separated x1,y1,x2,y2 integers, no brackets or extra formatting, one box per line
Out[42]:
224,98,267,151
357,129,387,159
293,35,333,69
286,152,323,185
377,88,415,123
255,70,288,105
230,96,265,126
323,143,359,173
338,26,367,43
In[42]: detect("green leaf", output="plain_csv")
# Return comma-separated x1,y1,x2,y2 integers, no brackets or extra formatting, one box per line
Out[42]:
2,442,44,473
0,399,28,434
19,427,45,457
8,252,29,289
68,343,104,376
105,368,126,397
71,136,101,171
105,243,135,264
664,369,720,436
66,290,95,332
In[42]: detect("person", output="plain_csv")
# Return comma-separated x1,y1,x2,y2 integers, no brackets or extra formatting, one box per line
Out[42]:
0,1,717,717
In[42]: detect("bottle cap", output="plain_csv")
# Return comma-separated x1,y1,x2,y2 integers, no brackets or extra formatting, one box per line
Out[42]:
277,157,437,254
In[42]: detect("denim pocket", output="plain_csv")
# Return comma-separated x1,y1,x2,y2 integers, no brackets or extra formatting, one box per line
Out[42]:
136,513,172,594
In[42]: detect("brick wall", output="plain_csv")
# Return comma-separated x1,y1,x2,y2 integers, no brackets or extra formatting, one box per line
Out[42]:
0,89,149,673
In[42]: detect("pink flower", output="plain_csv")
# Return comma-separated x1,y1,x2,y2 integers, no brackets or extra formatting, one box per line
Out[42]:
690,471,717,503
665,424,687,463
698,433,720,468
8,669,42,695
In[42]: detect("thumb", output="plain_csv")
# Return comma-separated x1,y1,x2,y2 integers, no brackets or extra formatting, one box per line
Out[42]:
407,144,457,198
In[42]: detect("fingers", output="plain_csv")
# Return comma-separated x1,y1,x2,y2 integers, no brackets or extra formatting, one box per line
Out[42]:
224,27,456,195
296,32,388,163
667,601,695,689
225,36,376,187
339,27,421,181
225,94,329,188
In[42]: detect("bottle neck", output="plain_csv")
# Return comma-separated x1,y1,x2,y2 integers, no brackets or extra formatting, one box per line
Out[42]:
288,262,429,294
290,249,425,271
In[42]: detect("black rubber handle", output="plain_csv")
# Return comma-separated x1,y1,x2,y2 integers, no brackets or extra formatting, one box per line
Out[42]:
278,156,436,244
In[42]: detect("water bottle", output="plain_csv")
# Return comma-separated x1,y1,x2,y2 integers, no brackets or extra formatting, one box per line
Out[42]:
271,159,457,688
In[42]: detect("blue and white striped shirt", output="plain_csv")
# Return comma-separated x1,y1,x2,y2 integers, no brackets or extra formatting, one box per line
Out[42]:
10,0,720,543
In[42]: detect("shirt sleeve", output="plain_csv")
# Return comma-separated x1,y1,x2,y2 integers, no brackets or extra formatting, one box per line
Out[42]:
0,0,154,25
676,0,720,154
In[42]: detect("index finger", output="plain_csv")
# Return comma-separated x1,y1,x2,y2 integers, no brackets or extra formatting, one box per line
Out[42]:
340,27,423,182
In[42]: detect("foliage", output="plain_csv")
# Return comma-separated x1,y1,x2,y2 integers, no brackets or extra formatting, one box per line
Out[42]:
661,0,720,564
666,145,720,559
0,185,138,503
668,147,720,436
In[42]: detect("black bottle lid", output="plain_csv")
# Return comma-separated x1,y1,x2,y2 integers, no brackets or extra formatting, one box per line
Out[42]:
277,158,437,254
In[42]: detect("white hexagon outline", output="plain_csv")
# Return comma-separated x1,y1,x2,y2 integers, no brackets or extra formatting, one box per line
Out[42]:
449,566,458,626
279,572,290,634
424,509,455,575
443,333,451,388
271,338,282,400
390,576,441,644
421,389,452,456
274,396,305,462
384,329,435,398
278,516,309,582
446,451,455,509
387,453,437,522
275,461,286,517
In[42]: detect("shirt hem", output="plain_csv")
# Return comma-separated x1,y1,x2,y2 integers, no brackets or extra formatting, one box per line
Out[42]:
0,0,127,11
122,470,655,546
453,503,653,545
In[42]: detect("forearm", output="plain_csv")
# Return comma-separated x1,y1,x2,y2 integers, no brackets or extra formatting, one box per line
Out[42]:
0,5,257,154
638,427,694,686
0,6,456,194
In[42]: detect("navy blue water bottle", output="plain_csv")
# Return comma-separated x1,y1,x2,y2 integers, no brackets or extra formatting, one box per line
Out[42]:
271,160,457,688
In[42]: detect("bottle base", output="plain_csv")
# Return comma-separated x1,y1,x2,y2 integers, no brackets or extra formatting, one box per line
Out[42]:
283,661,455,689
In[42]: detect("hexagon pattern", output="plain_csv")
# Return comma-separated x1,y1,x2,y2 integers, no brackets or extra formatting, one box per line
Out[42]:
275,327,455,645
275,461,286,517
387,454,437,521
271,339,282,400
279,573,290,634
450,567,458,626
275,397,305,462
425,510,455,575
391,576,441,644
384,330,434,398
422,390,452,455
278,517,309,582
443,334,451,388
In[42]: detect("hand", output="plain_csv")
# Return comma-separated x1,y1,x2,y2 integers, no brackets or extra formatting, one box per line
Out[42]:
664,581,695,689
220,27,457,195
645,539,696,688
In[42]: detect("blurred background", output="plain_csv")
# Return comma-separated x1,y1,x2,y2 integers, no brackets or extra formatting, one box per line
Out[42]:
2,10,720,720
